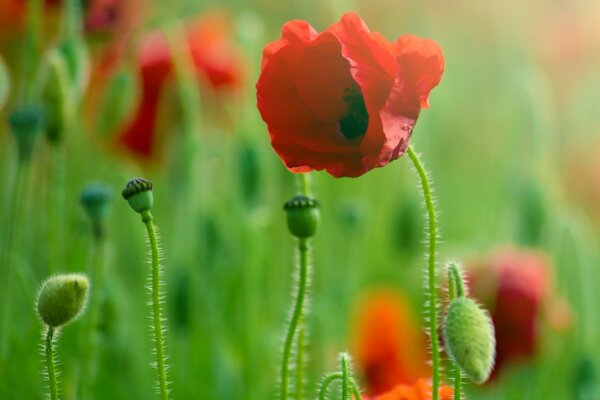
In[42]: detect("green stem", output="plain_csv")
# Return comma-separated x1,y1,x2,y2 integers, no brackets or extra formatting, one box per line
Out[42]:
24,0,42,101
299,173,311,196
280,237,309,400
0,161,30,359
341,354,350,400
317,373,362,400
295,318,305,400
47,146,66,275
45,327,59,400
62,0,81,40
448,263,465,299
406,145,440,400
141,211,170,400
447,264,463,399
81,232,106,398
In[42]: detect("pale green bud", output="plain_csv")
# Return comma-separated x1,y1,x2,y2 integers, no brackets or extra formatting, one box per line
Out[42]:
444,297,496,384
37,274,90,327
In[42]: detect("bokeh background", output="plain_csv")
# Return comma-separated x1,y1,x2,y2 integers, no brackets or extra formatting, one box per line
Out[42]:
1,0,599,399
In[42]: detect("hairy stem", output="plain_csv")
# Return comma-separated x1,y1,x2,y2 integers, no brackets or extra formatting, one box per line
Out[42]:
45,327,59,400
318,373,362,400
141,210,170,400
447,263,464,399
341,354,350,400
407,145,440,400
280,237,309,400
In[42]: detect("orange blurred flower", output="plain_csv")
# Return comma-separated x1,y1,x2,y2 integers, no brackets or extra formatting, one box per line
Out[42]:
351,290,430,396
363,378,453,400
115,11,244,159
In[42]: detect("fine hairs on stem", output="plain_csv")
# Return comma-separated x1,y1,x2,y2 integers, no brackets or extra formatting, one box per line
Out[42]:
447,262,465,400
280,173,319,400
407,145,441,400
122,178,170,400
45,327,59,400
317,353,362,400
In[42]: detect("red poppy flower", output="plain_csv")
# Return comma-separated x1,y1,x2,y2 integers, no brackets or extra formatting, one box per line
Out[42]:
352,290,430,396
362,378,454,400
468,248,557,379
256,12,444,177
116,12,244,159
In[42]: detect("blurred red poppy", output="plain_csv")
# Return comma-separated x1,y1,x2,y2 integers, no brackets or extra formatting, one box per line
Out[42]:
256,12,444,177
362,378,454,400
468,248,569,379
352,290,430,396
116,12,244,159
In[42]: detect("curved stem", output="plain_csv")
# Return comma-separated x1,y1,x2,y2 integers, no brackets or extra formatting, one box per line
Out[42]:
280,238,309,400
318,373,362,400
407,145,440,400
142,211,170,400
448,263,465,298
45,327,59,400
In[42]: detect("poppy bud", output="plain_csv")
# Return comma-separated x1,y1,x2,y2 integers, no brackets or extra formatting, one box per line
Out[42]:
37,273,90,328
122,177,154,214
8,105,45,162
96,69,137,138
283,195,320,238
58,39,89,101
0,55,9,111
444,297,496,384
80,183,112,237
40,50,73,144
516,178,547,246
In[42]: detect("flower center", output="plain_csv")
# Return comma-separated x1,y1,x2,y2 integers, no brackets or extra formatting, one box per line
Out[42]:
337,83,369,141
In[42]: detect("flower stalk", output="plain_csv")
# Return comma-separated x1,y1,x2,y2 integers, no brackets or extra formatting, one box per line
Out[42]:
122,178,170,400
45,327,59,400
406,145,441,400
448,263,464,400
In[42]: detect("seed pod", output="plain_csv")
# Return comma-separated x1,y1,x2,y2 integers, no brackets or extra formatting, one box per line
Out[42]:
444,297,496,383
8,105,45,162
122,177,154,214
37,274,90,328
283,195,320,238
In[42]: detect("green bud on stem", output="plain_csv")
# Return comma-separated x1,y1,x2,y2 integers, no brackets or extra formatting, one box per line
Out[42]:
283,195,320,238
37,273,89,328
444,297,496,384
122,177,154,214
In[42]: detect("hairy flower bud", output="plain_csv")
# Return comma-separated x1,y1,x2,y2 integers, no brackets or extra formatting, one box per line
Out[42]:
444,297,496,384
37,274,90,327
122,177,154,214
283,195,320,238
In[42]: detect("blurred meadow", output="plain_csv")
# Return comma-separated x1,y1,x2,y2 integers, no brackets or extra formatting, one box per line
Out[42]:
1,0,600,399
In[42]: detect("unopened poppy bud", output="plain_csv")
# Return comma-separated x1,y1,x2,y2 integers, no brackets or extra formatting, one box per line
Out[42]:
58,39,89,101
81,183,111,237
444,297,496,384
283,195,320,238
41,50,72,144
8,105,45,162
37,274,90,327
122,177,154,214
